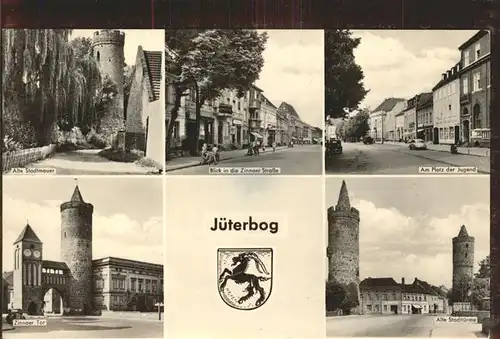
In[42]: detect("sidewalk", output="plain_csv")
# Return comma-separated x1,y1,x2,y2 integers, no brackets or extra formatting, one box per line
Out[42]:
383,141,490,157
166,145,289,172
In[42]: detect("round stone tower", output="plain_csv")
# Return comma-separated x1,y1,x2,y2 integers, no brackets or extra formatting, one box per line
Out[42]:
452,225,474,300
327,180,360,285
91,29,125,143
60,184,94,314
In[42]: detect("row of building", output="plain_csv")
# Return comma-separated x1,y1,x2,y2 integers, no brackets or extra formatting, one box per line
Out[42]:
369,30,491,146
360,277,449,315
165,47,322,154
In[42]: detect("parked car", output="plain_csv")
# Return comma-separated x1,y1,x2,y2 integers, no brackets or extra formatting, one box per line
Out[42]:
326,138,342,155
363,136,374,145
409,139,427,150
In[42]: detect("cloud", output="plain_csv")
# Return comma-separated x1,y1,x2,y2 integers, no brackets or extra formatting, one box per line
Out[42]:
342,199,489,287
2,195,163,271
353,32,461,109
256,30,324,128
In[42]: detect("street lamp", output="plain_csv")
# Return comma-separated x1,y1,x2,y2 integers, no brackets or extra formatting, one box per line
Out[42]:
155,301,164,320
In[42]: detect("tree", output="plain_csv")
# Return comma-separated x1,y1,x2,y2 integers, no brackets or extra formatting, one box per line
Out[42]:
166,29,268,156
70,36,93,59
344,109,370,141
325,280,359,314
475,255,490,278
325,30,369,119
2,30,102,146
471,278,490,310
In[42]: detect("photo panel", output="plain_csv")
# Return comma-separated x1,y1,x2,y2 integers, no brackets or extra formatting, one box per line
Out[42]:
165,176,325,338
165,29,324,176
2,176,164,338
2,29,165,176
325,176,490,338
324,29,491,175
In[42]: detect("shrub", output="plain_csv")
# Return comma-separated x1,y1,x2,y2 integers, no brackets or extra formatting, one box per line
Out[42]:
98,148,142,163
2,135,23,153
325,280,359,313
136,157,163,170
88,133,108,149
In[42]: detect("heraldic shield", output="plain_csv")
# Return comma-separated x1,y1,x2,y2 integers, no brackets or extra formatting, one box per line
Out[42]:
217,248,273,310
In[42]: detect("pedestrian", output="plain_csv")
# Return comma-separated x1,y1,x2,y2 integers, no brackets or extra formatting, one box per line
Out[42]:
272,141,276,153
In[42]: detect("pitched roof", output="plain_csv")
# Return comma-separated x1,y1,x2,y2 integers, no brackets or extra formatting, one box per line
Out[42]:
14,224,42,244
416,92,433,109
3,271,13,285
360,277,400,288
260,93,277,109
277,102,301,121
459,30,489,51
138,46,162,102
372,98,406,113
42,260,70,271
432,63,461,91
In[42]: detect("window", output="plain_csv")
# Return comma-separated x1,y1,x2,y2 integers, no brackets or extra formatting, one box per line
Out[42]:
173,121,180,138
383,294,388,301
392,293,397,300
96,51,100,63
384,305,388,311
146,279,151,293
449,104,451,111
335,230,340,237
138,279,143,292
462,78,469,94
464,50,470,66
131,278,136,291
152,280,157,293
473,72,481,92
475,43,481,59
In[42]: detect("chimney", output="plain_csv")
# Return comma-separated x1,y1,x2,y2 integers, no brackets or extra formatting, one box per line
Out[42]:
447,70,452,77
442,73,446,80
402,277,405,286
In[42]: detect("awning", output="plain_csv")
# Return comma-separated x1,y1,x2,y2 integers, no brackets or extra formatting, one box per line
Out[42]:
417,128,425,132
250,132,263,139
412,305,422,309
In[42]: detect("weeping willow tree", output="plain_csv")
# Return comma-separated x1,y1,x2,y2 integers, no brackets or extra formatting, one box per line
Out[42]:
2,29,103,147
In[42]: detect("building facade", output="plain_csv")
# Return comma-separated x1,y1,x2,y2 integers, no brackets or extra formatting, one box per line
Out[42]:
360,277,448,315
458,30,491,145
327,181,361,313
260,94,278,146
403,95,418,140
125,46,164,165
452,225,475,301
395,111,405,141
432,63,461,145
7,184,163,315
416,92,433,142
92,257,163,312
369,98,406,142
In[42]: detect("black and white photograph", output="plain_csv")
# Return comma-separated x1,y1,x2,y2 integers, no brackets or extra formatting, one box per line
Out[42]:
2,29,165,175
325,29,491,174
325,177,490,337
2,177,164,338
165,29,324,175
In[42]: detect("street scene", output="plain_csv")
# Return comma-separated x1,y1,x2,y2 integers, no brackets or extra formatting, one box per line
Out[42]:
2,29,164,175
324,30,491,174
325,177,490,337
2,177,164,338
166,29,323,175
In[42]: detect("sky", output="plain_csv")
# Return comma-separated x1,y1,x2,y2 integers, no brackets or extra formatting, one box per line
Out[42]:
326,177,490,288
256,30,323,128
3,177,163,271
352,30,479,110
71,29,165,67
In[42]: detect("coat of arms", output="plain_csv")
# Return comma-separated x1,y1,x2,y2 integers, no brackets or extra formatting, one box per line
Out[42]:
217,248,273,310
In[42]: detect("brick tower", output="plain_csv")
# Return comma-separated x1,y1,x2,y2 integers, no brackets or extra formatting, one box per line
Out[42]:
60,185,94,314
327,180,361,312
12,223,44,314
91,29,125,143
452,225,475,301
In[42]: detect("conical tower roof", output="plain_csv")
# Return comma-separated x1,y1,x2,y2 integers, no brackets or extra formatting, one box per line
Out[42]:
14,223,42,244
457,225,469,237
70,185,85,203
336,180,351,210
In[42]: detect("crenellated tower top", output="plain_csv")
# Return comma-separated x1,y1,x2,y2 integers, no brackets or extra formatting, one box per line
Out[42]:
91,30,125,47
